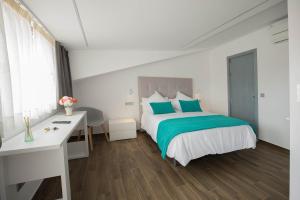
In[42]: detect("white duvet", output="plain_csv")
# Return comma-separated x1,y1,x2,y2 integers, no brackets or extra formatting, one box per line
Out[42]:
141,112,256,166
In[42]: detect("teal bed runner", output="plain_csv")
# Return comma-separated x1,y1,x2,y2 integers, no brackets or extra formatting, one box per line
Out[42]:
156,115,249,159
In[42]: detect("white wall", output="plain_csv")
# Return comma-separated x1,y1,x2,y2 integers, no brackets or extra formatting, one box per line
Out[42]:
70,50,202,80
71,26,290,149
209,26,290,149
73,51,210,129
288,0,300,199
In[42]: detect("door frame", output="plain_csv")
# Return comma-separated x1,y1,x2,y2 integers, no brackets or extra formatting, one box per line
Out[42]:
227,49,259,133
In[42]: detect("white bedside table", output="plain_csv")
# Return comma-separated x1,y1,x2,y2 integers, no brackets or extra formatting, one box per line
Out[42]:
109,118,136,141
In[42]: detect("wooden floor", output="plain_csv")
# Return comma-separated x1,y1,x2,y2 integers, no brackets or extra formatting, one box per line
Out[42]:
33,133,289,200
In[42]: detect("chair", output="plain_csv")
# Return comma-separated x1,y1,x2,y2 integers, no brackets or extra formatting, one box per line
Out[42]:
76,107,108,151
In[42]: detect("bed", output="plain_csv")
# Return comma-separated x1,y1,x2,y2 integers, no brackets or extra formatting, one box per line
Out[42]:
138,76,257,166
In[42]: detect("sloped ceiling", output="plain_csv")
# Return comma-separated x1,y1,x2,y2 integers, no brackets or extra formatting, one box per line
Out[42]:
22,0,287,79
69,49,203,80
23,0,286,50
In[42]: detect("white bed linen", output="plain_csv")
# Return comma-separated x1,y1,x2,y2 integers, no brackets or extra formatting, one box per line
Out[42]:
141,112,256,166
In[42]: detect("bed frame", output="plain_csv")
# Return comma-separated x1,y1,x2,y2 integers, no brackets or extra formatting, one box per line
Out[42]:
138,76,193,166
138,76,193,117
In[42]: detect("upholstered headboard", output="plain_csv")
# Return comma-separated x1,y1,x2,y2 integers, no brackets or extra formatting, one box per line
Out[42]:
138,76,193,117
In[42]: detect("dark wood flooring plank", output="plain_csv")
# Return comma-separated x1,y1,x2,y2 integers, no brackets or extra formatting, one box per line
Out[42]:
33,133,289,200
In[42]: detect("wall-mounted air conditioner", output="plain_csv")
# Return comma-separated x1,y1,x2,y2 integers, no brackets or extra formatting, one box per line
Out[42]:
270,18,288,44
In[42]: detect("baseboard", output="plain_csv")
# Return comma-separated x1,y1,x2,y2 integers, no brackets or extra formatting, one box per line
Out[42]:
257,139,290,154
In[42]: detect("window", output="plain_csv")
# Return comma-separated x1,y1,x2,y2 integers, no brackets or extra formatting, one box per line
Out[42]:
0,0,57,139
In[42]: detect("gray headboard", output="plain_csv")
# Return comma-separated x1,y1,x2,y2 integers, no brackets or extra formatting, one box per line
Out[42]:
138,76,193,117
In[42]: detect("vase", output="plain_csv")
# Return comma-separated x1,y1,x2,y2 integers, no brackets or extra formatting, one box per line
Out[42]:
25,126,34,142
65,106,73,116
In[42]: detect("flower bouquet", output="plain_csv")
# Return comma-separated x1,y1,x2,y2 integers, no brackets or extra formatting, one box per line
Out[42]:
58,96,78,116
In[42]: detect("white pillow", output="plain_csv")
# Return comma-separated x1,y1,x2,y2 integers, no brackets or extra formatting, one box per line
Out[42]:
171,91,193,111
142,91,168,114
170,98,181,112
176,91,192,100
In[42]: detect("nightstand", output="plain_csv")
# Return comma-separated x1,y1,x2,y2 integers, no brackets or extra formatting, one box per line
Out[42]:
109,118,136,141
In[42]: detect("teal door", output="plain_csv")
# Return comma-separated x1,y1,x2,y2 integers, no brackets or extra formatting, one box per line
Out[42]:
228,50,258,133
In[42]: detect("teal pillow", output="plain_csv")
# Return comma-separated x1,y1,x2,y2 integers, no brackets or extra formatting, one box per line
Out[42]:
179,100,203,112
150,102,175,115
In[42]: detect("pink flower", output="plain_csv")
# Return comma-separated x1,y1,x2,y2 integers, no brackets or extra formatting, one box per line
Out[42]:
58,96,78,106
58,99,64,105
72,98,78,103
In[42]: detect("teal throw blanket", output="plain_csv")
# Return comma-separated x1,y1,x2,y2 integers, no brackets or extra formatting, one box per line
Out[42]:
156,115,249,159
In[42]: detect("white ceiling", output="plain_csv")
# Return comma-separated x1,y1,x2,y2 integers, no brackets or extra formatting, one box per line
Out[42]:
22,0,286,50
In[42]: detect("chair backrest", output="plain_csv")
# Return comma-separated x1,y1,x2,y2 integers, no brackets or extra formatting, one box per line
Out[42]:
75,107,104,123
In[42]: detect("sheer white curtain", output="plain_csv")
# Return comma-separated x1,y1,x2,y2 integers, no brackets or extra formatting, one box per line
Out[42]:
0,2,57,139
0,21,11,139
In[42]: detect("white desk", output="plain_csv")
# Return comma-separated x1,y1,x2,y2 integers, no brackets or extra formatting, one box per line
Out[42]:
0,111,89,200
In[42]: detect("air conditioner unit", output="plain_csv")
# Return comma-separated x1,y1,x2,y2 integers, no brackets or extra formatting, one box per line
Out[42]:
270,18,288,44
